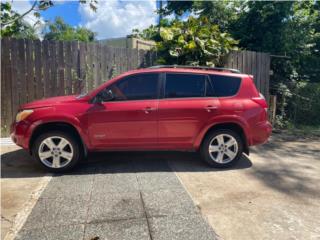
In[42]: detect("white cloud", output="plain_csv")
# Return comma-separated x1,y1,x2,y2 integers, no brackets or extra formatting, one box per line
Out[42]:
78,0,157,40
10,1,44,26
8,0,45,37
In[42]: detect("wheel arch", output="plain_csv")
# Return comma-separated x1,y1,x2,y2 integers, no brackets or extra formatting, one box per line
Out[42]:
29,122,87,157
196,122,249,155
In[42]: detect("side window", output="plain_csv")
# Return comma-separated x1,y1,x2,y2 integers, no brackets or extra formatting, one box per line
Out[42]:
205,76,215,97
105,73,159,101
209,75,241,97
165,73,206,98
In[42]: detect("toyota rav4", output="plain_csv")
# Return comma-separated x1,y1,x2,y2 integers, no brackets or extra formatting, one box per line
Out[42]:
11,65,272,172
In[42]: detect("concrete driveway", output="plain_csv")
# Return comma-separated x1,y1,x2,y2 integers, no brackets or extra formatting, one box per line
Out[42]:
1,133,320,240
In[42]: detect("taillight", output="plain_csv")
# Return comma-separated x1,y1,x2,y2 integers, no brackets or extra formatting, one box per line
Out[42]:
252,93,268,110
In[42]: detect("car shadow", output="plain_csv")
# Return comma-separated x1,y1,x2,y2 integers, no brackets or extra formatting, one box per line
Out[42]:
1,149,252,178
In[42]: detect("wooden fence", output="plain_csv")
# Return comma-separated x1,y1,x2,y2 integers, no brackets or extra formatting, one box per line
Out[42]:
1,38,270,136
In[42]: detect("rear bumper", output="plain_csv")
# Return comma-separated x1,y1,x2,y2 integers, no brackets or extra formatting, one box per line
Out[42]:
249,121,272,146
10,121,30,149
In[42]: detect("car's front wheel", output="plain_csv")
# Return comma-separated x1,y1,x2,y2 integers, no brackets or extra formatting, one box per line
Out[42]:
32,131,81,172
201,129,243,168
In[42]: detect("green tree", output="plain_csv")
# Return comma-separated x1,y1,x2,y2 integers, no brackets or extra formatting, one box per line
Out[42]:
43,17,96,42
156,16,238,66
161,1,242,32
1,0,97,27
1,2,39,39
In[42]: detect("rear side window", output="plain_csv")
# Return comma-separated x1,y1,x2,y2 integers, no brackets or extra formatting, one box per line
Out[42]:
165,73,206,98
209,75,241,97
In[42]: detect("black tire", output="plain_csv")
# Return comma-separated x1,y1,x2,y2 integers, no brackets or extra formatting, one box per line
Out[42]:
32,131,82,173
200,129,243,168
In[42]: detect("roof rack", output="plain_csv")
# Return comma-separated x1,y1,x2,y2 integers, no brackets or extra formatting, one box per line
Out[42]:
148,65,241,74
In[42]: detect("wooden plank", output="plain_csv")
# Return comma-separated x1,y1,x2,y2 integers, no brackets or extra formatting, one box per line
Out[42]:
17,39,27,105
265,53,271,101
261,53,266,98
71,41,79,94
86,43,94,90
261,53,267,96
10,39,19,122
113,48,119,77
57,41,65,96
238,51,244,73
232,51,237,69
268,95,277,124
245,51,251,75
251,51,257,86
42,40,51,97
92,43,99,88
255,52,262,92
133,48,139,69
97,43,103,85
1,38,7,134
78,42,86,93
64,41,72,94
138,49,144,68
106,46,114,80
25,39,35,102
1,38,13,135
34,40,43,99
100,44,106,84
48,41,56,97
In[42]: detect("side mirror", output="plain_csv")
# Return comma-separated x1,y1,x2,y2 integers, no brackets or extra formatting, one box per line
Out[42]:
94,89,115,103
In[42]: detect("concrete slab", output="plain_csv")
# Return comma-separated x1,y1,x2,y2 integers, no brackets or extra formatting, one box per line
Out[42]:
142,188,199,217
149,214,219,240
87,192,144,223
22,195,89,229
40,174,95,198
84,219,150,240
92,173,139,195
3,148,219,240
15,224,84,240
137,172,182,191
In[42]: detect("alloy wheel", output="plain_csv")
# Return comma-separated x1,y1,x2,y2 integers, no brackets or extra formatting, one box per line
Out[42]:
208,134,238,164
38,136,74,169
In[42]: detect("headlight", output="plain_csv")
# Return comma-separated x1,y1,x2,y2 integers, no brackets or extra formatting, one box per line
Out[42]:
16,110,34,122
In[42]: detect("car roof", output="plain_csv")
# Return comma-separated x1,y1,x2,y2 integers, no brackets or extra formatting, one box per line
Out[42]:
122,67,249,78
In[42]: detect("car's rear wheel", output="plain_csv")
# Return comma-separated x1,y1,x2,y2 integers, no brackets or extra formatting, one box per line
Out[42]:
201,129,243,168
32,131,81,172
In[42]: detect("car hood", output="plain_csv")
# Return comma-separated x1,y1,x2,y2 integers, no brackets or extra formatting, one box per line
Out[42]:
20,95,78,109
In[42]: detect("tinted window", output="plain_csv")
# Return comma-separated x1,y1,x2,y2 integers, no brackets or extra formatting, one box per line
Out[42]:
209,75,241,97
165,73,206,98
106,73,159,101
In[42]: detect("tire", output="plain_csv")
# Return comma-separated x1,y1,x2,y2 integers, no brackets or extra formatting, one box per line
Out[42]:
200,129,243,168
32,131,81,173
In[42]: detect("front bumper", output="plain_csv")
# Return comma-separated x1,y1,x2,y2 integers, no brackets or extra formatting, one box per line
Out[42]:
10,121,30,149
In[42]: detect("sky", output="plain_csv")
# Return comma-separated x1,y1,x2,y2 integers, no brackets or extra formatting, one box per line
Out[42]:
10,0,160,40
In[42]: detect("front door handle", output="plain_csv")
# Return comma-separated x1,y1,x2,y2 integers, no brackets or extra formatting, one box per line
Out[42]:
205,106,218,112
143,107,156,114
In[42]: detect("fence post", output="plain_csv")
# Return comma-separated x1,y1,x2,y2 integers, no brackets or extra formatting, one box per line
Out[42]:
269,95,277,125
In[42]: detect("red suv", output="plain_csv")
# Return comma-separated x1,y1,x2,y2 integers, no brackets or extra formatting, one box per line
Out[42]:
11,66,272,172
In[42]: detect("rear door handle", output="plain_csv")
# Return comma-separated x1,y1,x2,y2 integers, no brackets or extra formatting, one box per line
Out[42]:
205,106,218,112
143,107,156,114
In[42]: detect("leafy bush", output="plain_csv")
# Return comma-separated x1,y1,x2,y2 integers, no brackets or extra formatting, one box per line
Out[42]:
156,16,238,66
289,82,320,126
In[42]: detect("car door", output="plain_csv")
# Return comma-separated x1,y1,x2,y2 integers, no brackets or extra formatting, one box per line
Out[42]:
87,73,160,149
158,73,220,149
